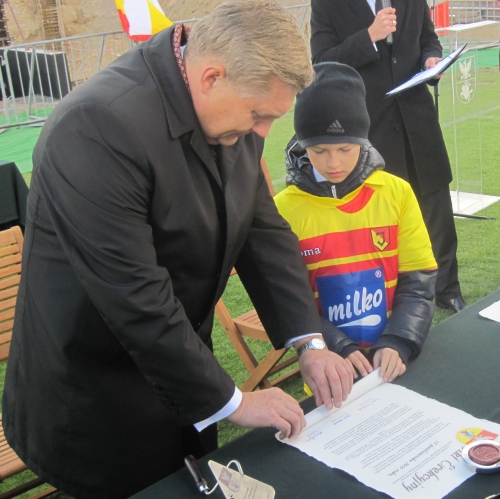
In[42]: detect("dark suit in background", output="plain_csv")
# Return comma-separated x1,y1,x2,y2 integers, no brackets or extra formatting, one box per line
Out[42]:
0,160,29,232
2,26,321,499
310,0,463,305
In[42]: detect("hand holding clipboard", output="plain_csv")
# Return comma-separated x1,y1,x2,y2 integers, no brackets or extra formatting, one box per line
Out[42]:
386,44,467,97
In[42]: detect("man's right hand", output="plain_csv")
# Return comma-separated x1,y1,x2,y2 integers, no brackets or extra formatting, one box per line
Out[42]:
299,348,353,410
368,7,397,43
227,388,306,440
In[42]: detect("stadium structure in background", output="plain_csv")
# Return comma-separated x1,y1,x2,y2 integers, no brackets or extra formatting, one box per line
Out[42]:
0,0,11,48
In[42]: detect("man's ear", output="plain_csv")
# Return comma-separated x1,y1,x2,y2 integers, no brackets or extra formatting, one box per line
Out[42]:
199,64,227,95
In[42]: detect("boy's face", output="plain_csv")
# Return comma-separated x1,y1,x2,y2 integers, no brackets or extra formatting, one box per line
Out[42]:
306,143,361,184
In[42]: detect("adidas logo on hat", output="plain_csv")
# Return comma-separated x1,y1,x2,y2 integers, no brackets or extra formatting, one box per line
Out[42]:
327,120,344,133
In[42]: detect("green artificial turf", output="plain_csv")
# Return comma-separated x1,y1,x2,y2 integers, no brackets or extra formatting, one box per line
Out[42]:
0,126,42,174
1,60,500,498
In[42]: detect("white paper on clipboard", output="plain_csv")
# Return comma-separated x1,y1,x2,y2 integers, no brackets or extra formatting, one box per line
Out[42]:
386,44,467,97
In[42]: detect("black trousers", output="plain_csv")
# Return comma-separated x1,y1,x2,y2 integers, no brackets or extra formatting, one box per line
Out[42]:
47,419,217,499
117,422,218,498
404,134,462,301
414,186,461,300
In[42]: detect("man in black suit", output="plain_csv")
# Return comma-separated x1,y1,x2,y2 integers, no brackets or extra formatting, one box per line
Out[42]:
310,0,465,313
2,2,354,498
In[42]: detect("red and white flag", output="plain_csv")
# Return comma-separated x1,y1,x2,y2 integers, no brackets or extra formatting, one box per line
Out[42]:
115,0,173,41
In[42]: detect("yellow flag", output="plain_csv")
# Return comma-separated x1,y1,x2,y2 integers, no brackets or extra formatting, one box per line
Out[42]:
115,0,173,41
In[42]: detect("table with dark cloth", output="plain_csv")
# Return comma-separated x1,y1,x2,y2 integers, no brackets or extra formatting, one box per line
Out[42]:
0,160,29,231
131,290,500,499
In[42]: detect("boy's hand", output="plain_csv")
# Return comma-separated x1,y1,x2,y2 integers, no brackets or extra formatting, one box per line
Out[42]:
373,348,406,382
346,350,373,379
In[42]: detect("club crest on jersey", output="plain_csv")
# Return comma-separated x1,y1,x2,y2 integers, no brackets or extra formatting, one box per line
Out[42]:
371,227,390,251
316,268,387,347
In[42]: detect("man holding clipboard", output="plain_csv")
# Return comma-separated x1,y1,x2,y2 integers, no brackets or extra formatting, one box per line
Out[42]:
310,0,465,313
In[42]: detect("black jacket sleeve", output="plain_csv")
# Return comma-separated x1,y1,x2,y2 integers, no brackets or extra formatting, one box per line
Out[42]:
319,316,363,358
235,168,323,349
419,2,443,68
418,0,443,86
310,0,380,67
371,269,437,364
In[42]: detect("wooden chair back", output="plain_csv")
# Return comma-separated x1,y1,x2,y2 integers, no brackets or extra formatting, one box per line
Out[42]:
0,226,23,363
260,158,276,197
214,159,299,392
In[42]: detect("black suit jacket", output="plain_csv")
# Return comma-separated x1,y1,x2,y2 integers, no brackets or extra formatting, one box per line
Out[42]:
2,26,321,499
310,0,452,195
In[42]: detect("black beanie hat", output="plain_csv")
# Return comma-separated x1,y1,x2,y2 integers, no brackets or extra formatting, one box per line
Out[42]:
294,62,370,148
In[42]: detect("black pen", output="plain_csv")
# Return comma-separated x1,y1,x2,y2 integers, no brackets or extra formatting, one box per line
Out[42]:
184,455,210,494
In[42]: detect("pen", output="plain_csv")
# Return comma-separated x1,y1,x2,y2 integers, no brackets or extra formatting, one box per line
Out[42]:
184,455,210,494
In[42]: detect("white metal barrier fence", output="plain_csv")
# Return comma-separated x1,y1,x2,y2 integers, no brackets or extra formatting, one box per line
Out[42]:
0,5,311,129
0,31,133,129
0,5,312,129
178,4,311,33
1,2,499,129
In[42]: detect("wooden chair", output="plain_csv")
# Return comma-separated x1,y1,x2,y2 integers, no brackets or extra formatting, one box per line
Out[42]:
0,225,23,363
0,226,57,499
215,159,299,392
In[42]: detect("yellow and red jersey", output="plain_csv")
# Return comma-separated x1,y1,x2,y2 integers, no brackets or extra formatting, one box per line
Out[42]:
275,170,436,347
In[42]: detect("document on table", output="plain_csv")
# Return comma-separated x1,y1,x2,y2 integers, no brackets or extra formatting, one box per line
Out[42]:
479,300,500,323
278,369,500,499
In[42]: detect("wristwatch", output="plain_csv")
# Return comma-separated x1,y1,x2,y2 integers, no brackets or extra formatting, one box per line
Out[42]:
297,337,327,357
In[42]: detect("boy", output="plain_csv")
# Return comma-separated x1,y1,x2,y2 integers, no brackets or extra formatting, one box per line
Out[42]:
275,63,437,383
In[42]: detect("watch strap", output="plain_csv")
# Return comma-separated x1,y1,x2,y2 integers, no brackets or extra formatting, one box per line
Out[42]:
297,338,327,357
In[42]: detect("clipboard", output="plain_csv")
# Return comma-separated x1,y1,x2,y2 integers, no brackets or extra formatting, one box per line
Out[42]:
386,43,467,97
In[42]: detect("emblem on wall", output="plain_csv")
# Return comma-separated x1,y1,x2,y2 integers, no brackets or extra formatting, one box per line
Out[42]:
456,55,476,104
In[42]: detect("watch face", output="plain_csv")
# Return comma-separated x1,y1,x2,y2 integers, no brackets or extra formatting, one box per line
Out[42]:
311,338,325,349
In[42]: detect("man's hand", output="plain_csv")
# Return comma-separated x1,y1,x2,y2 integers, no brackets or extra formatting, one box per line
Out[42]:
299,348,353,410
347,350,373,379
373,348,406,382
227,388,306,440
368,8,397,43
425,57,444,79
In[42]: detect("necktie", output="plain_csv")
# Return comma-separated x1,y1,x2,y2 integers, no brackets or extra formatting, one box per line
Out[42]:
375,0,383,12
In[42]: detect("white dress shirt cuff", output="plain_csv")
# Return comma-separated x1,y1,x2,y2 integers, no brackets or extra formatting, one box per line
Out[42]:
285,333,320,349
194,387,243,432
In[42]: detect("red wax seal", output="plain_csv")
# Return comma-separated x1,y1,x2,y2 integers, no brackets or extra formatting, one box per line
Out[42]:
469,443,500,466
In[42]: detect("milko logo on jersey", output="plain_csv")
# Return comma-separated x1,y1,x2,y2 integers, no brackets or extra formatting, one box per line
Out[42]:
316,268,387,346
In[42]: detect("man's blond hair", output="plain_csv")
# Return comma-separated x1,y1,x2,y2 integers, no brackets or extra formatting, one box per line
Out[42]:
186,0,314,94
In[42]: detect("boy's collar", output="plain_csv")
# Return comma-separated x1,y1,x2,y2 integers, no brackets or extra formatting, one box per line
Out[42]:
312,167,327,182
311,160,385,199
313,167,386,186
363,169,385,186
